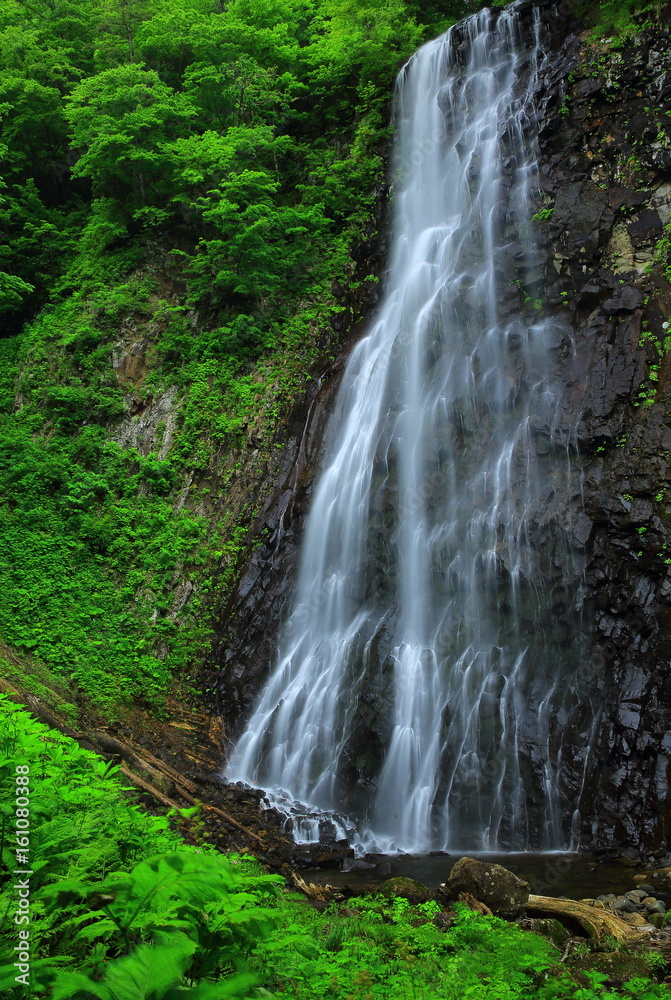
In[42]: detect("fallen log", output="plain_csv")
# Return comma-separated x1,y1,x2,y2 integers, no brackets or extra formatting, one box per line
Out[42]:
0,677,25,700
120,765,184,812
172,784,269,845
119,764,267,845
129,742,199,794
0,678,81,737
527,894,643,942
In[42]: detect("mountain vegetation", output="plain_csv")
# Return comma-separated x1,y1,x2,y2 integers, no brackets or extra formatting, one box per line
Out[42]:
0,0,656,714
0,0,485,714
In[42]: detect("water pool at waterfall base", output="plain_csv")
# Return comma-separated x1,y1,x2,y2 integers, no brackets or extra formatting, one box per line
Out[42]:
302,852,671,904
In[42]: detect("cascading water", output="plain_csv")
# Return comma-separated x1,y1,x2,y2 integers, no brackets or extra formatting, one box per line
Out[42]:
228,3,591,853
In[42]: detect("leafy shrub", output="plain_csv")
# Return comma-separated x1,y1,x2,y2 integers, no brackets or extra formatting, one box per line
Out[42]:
0,697,282,998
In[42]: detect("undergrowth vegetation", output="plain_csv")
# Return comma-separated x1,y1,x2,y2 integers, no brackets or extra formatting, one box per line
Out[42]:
0,696,283,998
1,697,669,999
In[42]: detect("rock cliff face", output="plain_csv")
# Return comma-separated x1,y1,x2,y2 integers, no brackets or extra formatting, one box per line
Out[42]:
533,1,671,853
213,2,671,856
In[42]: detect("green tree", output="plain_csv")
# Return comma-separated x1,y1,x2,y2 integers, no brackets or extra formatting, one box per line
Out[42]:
65,64,194,219
168,127,328,307
96,0,158,66
309,0,422,92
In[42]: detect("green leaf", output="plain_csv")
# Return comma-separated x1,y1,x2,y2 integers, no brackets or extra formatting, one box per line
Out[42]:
164,974,258,1000
52,970,108,1000
102,941,194,1000
75,918,119,942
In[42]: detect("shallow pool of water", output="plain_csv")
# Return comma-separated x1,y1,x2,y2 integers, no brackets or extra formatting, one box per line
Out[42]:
305,852,670,901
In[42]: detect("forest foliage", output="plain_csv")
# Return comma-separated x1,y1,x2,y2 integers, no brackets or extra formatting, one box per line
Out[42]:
0,0,483,711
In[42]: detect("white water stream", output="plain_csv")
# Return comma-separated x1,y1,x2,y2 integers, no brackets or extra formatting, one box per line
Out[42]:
228,4,587,853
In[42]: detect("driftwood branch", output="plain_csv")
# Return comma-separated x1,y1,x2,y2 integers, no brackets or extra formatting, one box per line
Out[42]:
527,894,642,942
120,765,184,811
287,869,335,900
458,892,493,916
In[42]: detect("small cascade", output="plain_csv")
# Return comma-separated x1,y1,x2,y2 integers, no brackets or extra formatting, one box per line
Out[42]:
228,3,591,853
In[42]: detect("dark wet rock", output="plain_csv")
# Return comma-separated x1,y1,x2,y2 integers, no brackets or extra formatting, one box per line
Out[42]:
646,899,667,914
376,877,433,904
613,897,638,913
533,2,671,858
341,857,376,873
628,210,663,241
602,287,644,314
436,857,530,919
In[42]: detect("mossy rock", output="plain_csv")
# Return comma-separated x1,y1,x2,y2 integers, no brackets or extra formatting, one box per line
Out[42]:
376,877,432,904
525,917,570,949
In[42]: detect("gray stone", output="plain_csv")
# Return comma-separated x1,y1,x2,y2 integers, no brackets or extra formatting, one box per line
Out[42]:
437,857,530,919
645,900,667,915
613,897,638,913
340,857,376,872
572,512,593,545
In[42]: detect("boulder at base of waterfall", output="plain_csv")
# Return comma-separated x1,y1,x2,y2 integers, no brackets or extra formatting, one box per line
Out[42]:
437,857,531,918
376,877,433,904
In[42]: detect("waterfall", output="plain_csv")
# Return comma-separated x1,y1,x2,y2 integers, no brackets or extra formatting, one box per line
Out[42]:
228,3,589,853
